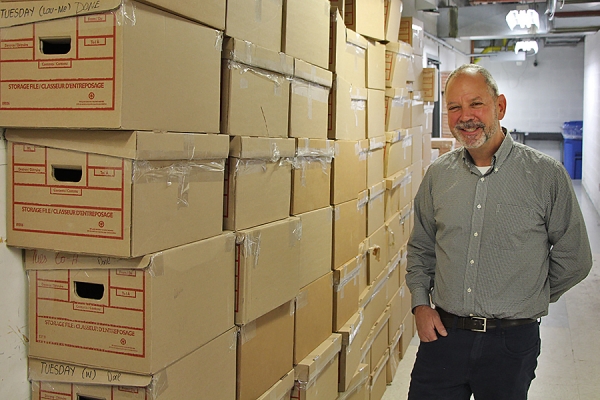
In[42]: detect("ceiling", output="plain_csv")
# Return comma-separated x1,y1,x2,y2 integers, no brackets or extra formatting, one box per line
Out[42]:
428,0,600,53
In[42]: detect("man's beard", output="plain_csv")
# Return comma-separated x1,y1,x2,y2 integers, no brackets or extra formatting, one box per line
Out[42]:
451,119,498,149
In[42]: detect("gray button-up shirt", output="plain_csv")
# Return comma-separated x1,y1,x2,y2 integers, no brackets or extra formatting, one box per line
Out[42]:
407,130,592,319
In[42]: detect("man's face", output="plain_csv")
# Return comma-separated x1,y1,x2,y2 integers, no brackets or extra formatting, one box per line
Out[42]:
445,72,505,150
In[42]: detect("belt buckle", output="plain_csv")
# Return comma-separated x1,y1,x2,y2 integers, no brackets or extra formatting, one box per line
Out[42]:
471,317,487,332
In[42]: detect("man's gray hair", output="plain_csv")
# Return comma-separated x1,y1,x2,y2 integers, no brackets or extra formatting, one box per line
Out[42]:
445,64,500,99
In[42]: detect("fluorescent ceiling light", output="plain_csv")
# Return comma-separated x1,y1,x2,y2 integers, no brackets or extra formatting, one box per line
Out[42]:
506,9,540,30
514,40,539,54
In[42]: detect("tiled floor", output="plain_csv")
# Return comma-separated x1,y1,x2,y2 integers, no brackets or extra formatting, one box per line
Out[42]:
382,180,600,400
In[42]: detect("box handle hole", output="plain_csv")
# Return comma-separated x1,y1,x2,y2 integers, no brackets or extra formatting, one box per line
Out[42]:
74,281,105,301
40,37,71,55
53,166,82,183
78,396,105,400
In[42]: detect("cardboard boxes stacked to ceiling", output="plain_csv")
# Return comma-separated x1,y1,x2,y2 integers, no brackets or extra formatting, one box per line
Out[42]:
0,0,437,398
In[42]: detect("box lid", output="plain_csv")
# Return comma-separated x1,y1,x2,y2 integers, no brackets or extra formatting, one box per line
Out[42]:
293,59,333,88
385,41,413,57
229,136,296,159
5,129,229,160
294,333,342,383
223,37,294,76
0,0,122,28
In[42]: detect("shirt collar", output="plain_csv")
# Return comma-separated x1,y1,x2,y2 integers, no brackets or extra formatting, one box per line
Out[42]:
461,127,513,171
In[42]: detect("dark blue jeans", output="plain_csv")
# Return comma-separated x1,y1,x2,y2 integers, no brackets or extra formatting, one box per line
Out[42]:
408,321,541,400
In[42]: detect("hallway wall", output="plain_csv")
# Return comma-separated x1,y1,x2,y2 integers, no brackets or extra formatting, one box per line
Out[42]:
583,32,600,217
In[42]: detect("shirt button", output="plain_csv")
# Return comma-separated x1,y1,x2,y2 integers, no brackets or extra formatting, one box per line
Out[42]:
494,167,499,172
470,260,475,264
480,177,485,182
467,288,472,293
477,204,482,209
474,232,479,237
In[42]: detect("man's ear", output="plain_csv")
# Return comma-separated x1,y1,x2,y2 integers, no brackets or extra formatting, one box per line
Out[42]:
497,94,507,120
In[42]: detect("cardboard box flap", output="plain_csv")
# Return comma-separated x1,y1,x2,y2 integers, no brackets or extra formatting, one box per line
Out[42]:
342,363,370,398
0,0,122,28
370,349,390,384
385,87,410,100
223,37,294,76
294,333,342,384
24,232,236,271
369,136,386,151
385,169,407,190
357,189,369,208
4,129,229,160
385,41,412,57
333,255,361,292
369,181,385,200
293,59,333,88
360,306,391,356
258,369,295,400
28,357,153,386
338,309,363,345
345,27,368,50
296,138,335,158
385,129,408,144
229,136,296,159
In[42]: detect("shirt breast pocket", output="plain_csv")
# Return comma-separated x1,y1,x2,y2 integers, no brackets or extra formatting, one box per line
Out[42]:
491,204,539,251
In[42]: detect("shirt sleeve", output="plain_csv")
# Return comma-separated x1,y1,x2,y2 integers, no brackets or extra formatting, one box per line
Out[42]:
547,167,593,302
406,167,438,312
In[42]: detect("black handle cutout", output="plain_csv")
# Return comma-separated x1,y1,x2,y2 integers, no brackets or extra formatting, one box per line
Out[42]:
74,281,105,301
78,396,105,400
52,166,82,183
40,37,71,55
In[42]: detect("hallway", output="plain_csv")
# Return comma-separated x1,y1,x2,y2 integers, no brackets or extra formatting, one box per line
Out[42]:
383,180,600,400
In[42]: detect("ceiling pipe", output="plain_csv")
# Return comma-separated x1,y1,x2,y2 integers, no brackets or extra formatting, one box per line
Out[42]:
424,31,495,57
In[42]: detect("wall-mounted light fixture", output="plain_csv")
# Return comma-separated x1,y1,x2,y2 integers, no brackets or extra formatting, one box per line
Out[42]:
514,40,539,54
506,9,540,30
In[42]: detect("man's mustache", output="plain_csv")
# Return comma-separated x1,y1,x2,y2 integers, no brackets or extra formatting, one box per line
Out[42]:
454,121,486,130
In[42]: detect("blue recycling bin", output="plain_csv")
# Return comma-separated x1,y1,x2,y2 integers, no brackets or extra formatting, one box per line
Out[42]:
562,121,583,179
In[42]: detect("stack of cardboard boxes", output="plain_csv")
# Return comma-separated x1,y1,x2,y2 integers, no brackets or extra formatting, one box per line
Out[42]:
0,0,440,398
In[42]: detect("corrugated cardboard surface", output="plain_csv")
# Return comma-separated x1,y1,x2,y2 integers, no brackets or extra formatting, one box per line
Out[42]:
237,301,295,400
367,181,386,237
333,256,361,332
329,76,367,140
235,218,301,325
344,0,384,41
292,139,333,215
337,310,364,392
293,334,342,400
385,129,412,177
386,330,402,384
330,9,367,88
384,0,403,42
30,326,237,399
399,17,424,55
27,233,235,374
297,207,333,288
257,369,295,400
295,272,334,364
6,130,228,257
370,319,389,374
367,223,387,283
367,90,386,139
331,140,361,205
369,349,390,400
384,88,410,132
332,199,361,270
283,0,330,69
226,0,282,52
387,288,403,345
0,2,221,132
337,363,370,400
385,41,412,89
367,40,386,90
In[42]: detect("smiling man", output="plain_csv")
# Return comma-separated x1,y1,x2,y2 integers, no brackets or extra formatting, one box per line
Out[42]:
405,64,592,399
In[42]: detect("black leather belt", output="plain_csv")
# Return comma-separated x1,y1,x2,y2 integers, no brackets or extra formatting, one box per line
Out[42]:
436,307,536,332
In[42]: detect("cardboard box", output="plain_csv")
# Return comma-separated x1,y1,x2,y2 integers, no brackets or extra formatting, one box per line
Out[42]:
225,136,295,231
431,137,457,155
422,67,439,102
357,190,369,241
30,326,237,400
337,311,365,392
399,281,411,321
386,212,402,264
386,328,402,384
290,59,333,139
410,125,424,164
388,285,403,339
297,207,333,288
330,140,366,205
385,41,412,89
385,129,412,177
367,223,387,284
283,0,330,69
412,159,423,195
333,256,361,332
26,233,235,374
400,311,414,357
399,17,424,56
6,129,228,257
292,139,334,215
384,0,403,42
0,2,221,132
422,132,432,166
344,0,385,41
336,363,370,400
293,334,342,400
367,136,385,187
359,270,391,340
357,139,369,194
329,76,368,140
366,40,386,90
370,319,389,375
238,301,295,400
330,9,368,88
332,199,362,270
221,38,293,138
399,167,413,210
384,169,411,220
226,0,282,52
424,102,435,134
367,90,386,139
361,306,391,368
369,350,389,400
384,88,410,132
235,218,301,325
367,181,385,237
410,54,424,87
258,370,295,400
399,244,408,285
295,272,334,364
